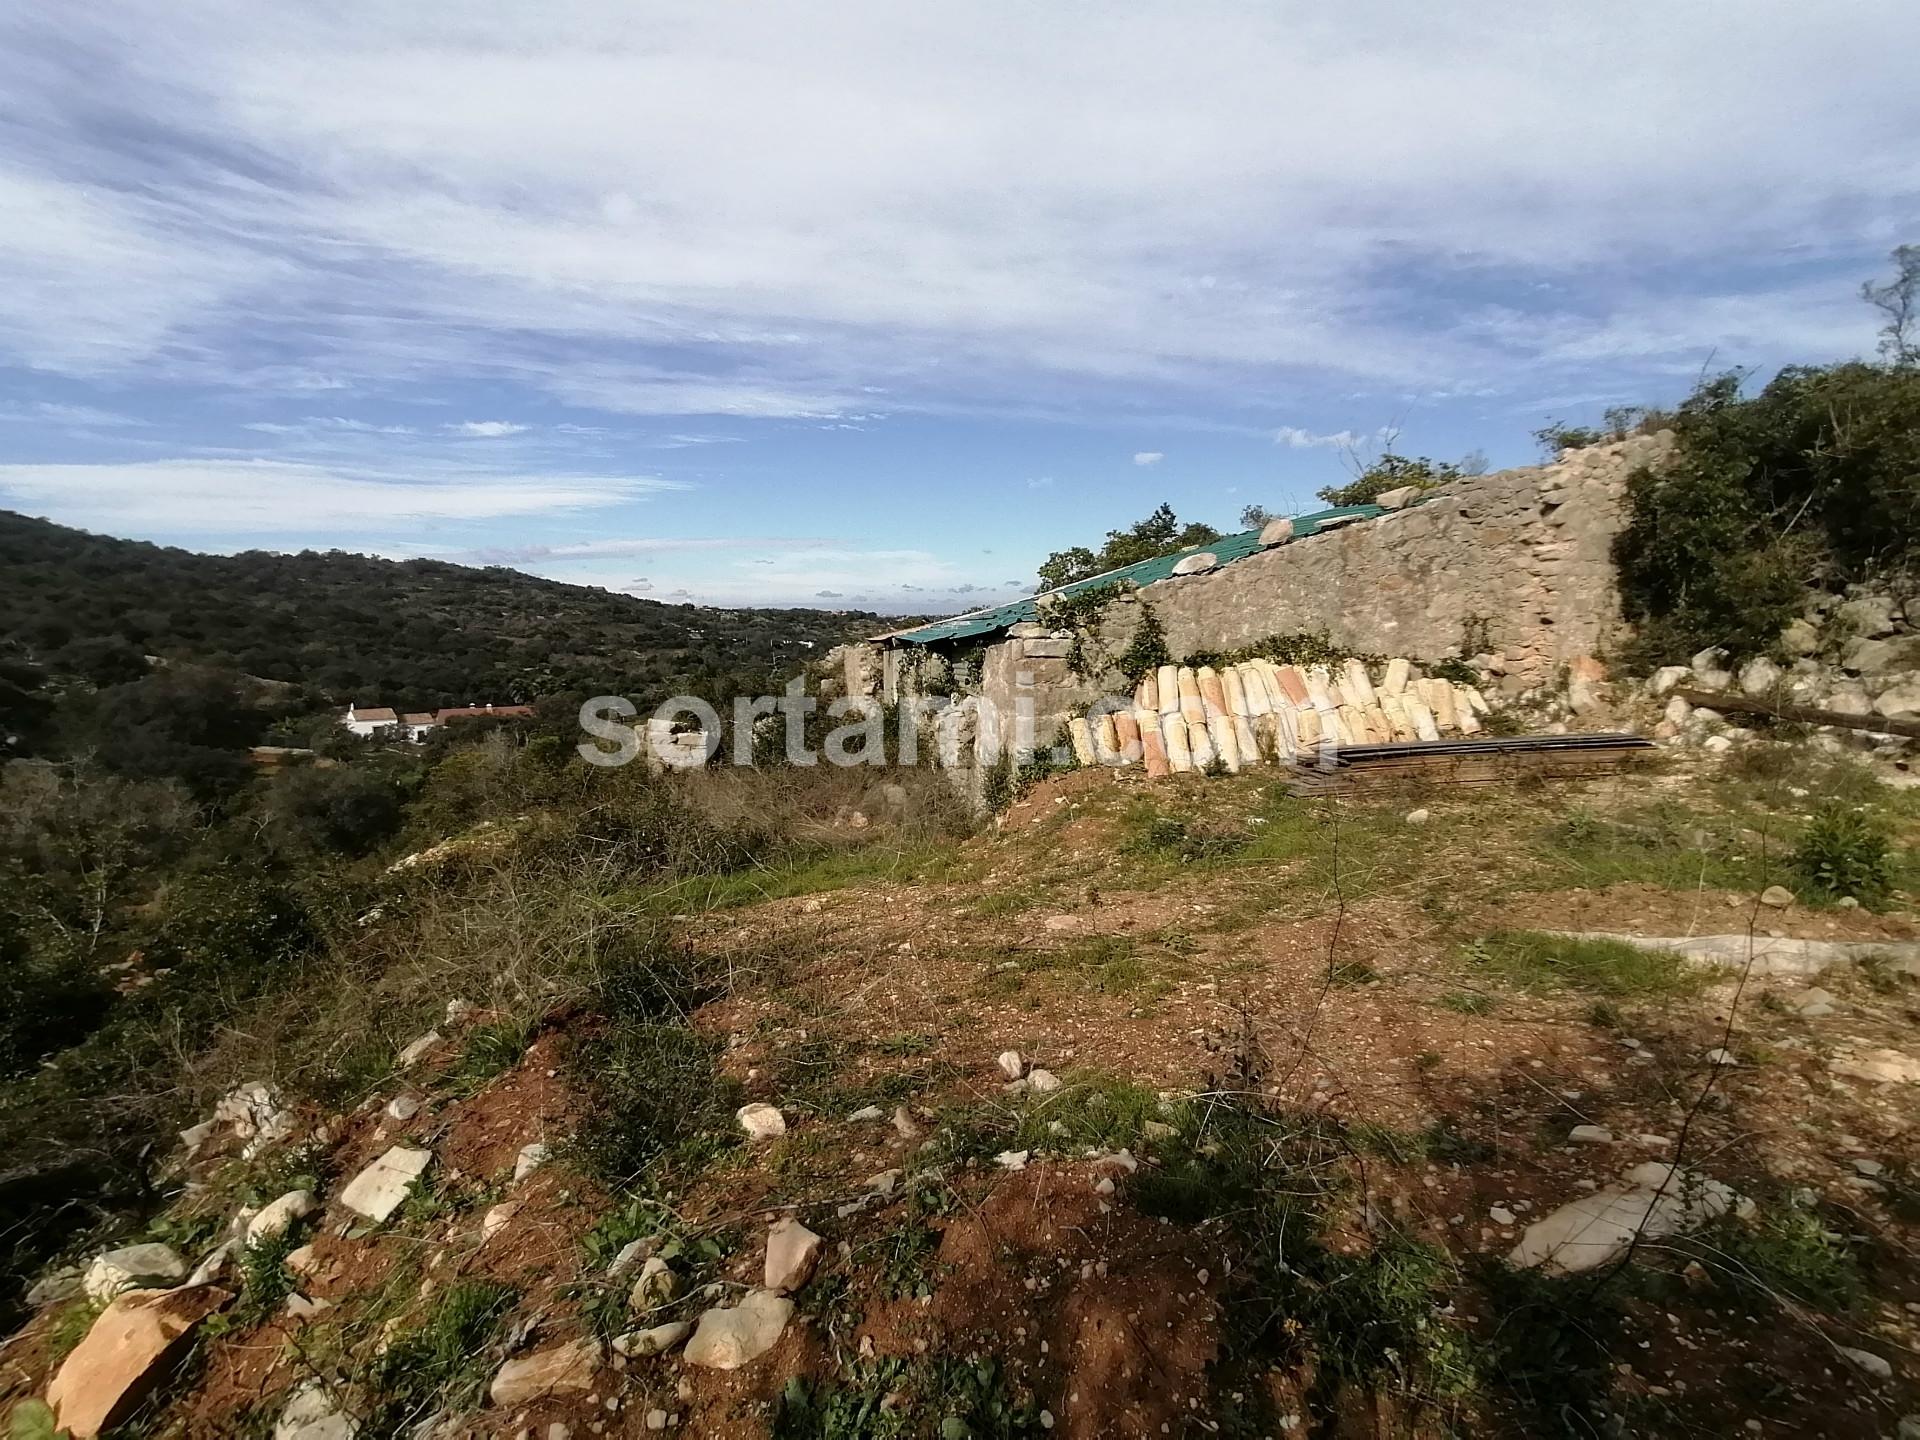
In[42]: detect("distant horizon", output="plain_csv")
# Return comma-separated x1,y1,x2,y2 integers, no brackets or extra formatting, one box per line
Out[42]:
2,5,1912,611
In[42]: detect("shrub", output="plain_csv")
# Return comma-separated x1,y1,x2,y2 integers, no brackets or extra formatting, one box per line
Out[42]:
1317,453,1463,508
1614,361,1920,667
1791,803,1892,902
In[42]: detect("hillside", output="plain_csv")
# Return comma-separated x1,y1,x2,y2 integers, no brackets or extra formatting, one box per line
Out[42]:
0,510,891,710
5,745,1920,1437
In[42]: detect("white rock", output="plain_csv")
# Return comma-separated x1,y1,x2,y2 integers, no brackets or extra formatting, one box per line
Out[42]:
764,1217,823,1293
847,1105,885,1122
612,1321,692,1358
1701,734,1733,754
1489,1205,1517,1226
1026,1068,1063,1094
867,1169,901,1195
645,1408,670,1431
272,1379,358,1440
83,1244,188,1303
488,1339,602,1407
1705,1049,1737,1067
1170,551,1219,576
608,1238,653,1276
213,1081,297,1158
444,998,477,1025
1690,646,1733,687
1374,485,1420,510
995,1150,1031,1171
1738,657,1783,696
1759,885,1795,908
1831,1048,1920,1085
26,1268,82,1308
735,1103,787,1141
481,1202,520,1242
1663,695,1692,727
1257,517,1295,546
179,1120,216,1155
1780,618,1820,657
1648,666,1693,697
629,1256,677,1310
682,1290,794,1369
513,1142,552,1181
996,1050,1024,1080
1853,1158,1885,1177
337,1146,432,1222
1405,808,1431,825
1041,914,1081,934
1838,1346,1893,1381
1508,1163,1747,1275
396,1031,441,1068
1568,1125,1614,1144
1794,987,1838,1017
384,1094,421,1123
1877,682,1920,721
247,1190,318,1246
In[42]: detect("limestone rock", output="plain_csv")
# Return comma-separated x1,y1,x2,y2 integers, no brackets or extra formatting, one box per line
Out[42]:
1509,1163,1746,1275
246,1190,318,1246
1793,986,1838,1017
1825,684,1874,716
1170,551,1218,576
1830,1048,1920,1085
396,1031,442,1068
1257,517,1294,546
481,1202,520,1242
996,1050,1024,1080
764,1217,823,1293
1404,808,1431,825
1839,1346,1893,1382
338,1145,432,1222
213,1081,297,1157
272,1379,358,1439
682,1289,794,1370
27,1268,82,1308
1837,593,1897,639
1026,1068,1063,1093
1877,682,1920,721
488,1338,602,1407
48,1285,231,1438
1780,618,1819,657
1374,485,1419,510
1737,656,1782,695
1758,885,1795,908
384,1094,421,1123
514,1142,552,1181
1689,646,1733,689
629,1256,677,1310
1568,1125,1614,1144
613,1321,692,1358
995,1150,1031,1171
608,1237,653,1276
83,1244,187,1303
1648,665,1692,697
735,1103,787,1141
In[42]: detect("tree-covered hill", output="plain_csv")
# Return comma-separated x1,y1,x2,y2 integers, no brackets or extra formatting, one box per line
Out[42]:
0,510,889,710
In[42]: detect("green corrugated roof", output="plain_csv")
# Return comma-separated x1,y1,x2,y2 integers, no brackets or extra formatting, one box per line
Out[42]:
886,503,1388,646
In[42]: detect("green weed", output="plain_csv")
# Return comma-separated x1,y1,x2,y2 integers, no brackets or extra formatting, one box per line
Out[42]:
1791,803,1893,904
1465,931,1703,998
1439,989,1495,1014
362,1280,516,1433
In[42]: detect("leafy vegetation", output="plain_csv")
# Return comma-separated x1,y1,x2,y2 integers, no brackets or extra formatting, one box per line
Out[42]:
1790,802,1893,903
1612,358,1920,666
1316,451,1475,508
1034,502,1220,590
0,508,885,716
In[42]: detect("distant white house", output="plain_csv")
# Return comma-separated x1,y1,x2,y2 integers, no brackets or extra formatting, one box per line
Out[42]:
342,701,536,742
342,703,399,738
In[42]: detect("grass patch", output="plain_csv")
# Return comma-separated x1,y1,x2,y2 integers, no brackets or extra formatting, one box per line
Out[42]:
1465,931,1703,998
1439,989,1496,1014
776,1356,1041,1439
640,842,954,914
1530,803,1764,894
1677,1208,1860,1312
233,1229,299,1326
443,1017,533,1097
362,1280,516,1433
1474,1263,1626,1433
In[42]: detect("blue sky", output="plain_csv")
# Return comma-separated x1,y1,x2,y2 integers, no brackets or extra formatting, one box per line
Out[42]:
1,2,1914,613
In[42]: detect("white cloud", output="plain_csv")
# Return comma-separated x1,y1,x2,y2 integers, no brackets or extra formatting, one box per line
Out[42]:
0,457,680,534
449,420,529,438
1132,451,1164,466
1274,426,1364,449
0,2,1909,420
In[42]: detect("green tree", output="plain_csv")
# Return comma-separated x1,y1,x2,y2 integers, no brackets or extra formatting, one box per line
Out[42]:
1316,454,1463,508
1036,503,1220,589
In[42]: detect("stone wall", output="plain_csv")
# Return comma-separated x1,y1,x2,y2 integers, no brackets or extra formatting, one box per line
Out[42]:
1140,433,1670,690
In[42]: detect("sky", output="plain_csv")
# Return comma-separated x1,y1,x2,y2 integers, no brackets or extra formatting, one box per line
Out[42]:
1,3,1915,614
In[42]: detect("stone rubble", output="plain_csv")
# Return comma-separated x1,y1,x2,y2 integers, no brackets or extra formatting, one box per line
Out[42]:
682,1290,794,1370
337,1145,433,1222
